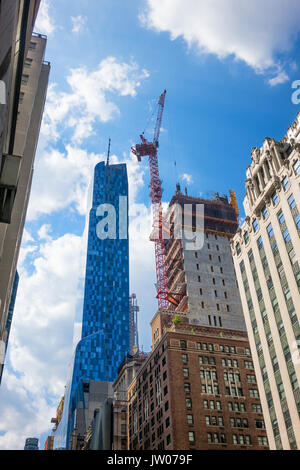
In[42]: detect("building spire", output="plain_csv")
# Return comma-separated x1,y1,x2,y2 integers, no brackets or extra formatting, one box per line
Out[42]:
106,138,111,166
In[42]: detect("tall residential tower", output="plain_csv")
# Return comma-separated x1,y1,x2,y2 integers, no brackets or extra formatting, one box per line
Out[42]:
54,160,130,449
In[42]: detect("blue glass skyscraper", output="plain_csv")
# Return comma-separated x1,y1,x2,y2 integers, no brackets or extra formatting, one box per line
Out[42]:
54,161,130,449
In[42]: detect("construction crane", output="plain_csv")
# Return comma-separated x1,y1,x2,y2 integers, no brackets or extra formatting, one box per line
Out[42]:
131,90,169,310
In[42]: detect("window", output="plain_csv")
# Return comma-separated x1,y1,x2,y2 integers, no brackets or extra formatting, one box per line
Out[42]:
246,375,256,384
182,354,188,364
184,383,191,393
288,194,296,209
243,231,249,244
257,236,263,249
267,223,274,238
249,389,259,398
277,211,285,225
183,368,189,378
187,414,194,425
180,340,187,350
21,74,29,85
252,219,259,233
245,347,251,356
255,420,265,429
19,92,25,104
258,436,268,446
166,434,171,446
24,58,33,68
262,205,269,220
186,398,192,409
188,431,195,443
236,242,241,255
293,159,300,175
271,192,279,206
282,176,290,191
283,228,291,243
29,41,37,50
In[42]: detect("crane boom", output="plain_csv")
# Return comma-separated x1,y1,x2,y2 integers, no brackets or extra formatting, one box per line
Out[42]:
132,90,169,310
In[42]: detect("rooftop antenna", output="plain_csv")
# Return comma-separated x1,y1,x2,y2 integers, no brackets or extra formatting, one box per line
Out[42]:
106,138,111,166
174,161,181,194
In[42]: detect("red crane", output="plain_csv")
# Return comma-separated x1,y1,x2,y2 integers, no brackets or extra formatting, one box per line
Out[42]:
131,90,169,310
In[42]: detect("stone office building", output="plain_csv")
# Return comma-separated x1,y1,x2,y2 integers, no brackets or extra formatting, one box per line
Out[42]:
232,112,300,449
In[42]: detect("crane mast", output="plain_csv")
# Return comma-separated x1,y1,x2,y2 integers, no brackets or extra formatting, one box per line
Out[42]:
132,90,169,310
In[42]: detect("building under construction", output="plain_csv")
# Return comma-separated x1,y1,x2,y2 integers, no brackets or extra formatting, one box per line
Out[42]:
163,187,245,332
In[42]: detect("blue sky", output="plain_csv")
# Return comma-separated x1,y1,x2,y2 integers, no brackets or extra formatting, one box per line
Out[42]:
0,0,300,450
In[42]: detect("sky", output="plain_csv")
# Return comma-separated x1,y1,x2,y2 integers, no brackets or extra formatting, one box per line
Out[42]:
0,0,300,450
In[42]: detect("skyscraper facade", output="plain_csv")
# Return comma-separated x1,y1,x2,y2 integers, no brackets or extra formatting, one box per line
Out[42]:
231,112,300,450
54,161,130,449
0,1,50,375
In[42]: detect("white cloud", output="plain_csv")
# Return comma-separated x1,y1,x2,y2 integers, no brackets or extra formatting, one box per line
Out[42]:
268,69,289,86
181,173,193,185
141,0,300,84
42,57,149,144
71,15,88,34
27,145,102,220
28,56,149,221
37,224,52,241
0,230,84,449
35,0,56,36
